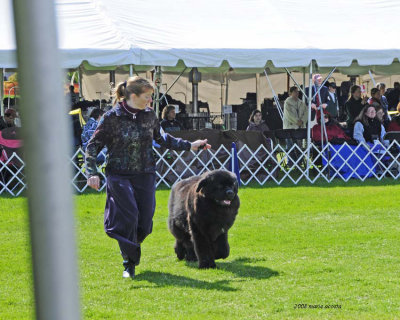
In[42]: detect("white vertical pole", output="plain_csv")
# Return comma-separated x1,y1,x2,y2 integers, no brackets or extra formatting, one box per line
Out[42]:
231,143,235,173
256,73,261,109
306,62,313,178
12,0,80,319
78,67,83,99
129,64,133,77
0,68,4,116
302,68,306,103
225,74,230,130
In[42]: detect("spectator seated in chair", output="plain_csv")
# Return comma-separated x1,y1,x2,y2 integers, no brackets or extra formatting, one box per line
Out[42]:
375,105,390,130
246,109,273,150
0,108,17,131
160,105,183,133
353,105,386,145
345,85,368,134
312,110,351,144
246,109,270,132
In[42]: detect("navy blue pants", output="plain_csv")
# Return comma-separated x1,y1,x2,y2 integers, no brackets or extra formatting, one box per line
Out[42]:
104,173,156,266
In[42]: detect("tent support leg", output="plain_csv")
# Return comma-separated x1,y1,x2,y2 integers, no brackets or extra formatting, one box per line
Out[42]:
129,64,139,77
302,68,306,102
256,73,261,109
285,67,307,97
12,0,80,319
153,66,162,117
78,66,83,99
0,68,4,116
263,69,283,120
160,67,187,102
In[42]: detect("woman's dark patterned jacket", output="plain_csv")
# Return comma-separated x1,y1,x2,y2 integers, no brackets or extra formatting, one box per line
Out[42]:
85,103,191,177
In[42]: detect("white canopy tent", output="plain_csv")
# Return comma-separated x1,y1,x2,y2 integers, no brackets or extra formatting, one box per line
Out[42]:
1,0,400,72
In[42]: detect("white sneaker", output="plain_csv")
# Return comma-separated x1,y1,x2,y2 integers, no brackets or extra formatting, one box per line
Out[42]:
122,266,135,279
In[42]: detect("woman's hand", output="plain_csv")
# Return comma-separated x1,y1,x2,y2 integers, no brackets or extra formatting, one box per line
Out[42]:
87,175,100,190
191,139,211,151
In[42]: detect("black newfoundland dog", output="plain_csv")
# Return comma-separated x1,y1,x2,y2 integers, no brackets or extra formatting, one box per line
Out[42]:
168,170,240,269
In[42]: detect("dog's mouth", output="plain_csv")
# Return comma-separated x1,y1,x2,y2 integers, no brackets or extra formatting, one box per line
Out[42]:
217,199,232,206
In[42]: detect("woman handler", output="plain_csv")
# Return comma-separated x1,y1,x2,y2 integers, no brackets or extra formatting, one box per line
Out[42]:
85,76,210,279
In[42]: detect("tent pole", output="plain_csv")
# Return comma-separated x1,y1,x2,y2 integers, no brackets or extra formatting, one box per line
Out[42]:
264,69,283,119
306,62,313,179
129,64,133,77
225,73,230,130
285,68,306,97
78,66,83,99
153,66,162,117
302,68,306,102
159,67,187,102
256,73,261,110
12,0,80,319
0,68,4,116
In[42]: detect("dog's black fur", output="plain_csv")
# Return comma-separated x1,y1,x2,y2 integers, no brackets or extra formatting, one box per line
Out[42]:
168,170,240,269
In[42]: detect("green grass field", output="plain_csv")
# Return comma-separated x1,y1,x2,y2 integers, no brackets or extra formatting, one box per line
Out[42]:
1,179,400,319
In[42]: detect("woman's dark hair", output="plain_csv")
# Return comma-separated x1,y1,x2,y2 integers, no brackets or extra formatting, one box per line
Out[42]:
162,105,176,120
350,85,361,97
249,110,262,124
90,108,104,120
371,87,380,96
289,86,298,94
354,105,376,126
113,76,154,106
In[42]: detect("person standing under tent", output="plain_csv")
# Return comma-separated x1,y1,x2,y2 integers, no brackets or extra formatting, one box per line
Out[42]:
304,74,328,121
283,86,308,167
325,82,339,119
368,88,382,108
345,85,368,134
376,83,391,121
283,86,308,130
85,76,210,279
387,104,400,132
385,82,400,110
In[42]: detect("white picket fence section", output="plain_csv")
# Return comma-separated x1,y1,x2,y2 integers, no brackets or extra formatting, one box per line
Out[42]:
1,141,400,196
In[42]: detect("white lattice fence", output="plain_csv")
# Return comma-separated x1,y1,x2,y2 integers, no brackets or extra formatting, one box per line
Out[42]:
1,142,400,196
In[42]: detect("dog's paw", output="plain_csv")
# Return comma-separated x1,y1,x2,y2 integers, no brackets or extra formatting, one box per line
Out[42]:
185,254,198,262
198,260,216,269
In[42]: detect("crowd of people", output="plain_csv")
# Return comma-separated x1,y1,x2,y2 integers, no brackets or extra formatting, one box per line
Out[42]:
245,74,400,149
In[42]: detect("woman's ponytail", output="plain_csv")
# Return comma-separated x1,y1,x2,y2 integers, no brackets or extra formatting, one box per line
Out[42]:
113,81,127,106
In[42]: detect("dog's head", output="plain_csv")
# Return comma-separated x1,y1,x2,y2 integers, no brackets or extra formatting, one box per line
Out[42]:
196,170,239,206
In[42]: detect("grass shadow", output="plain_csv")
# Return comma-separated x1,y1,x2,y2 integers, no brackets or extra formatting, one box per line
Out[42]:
185,257,279,280
133,271,237,292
